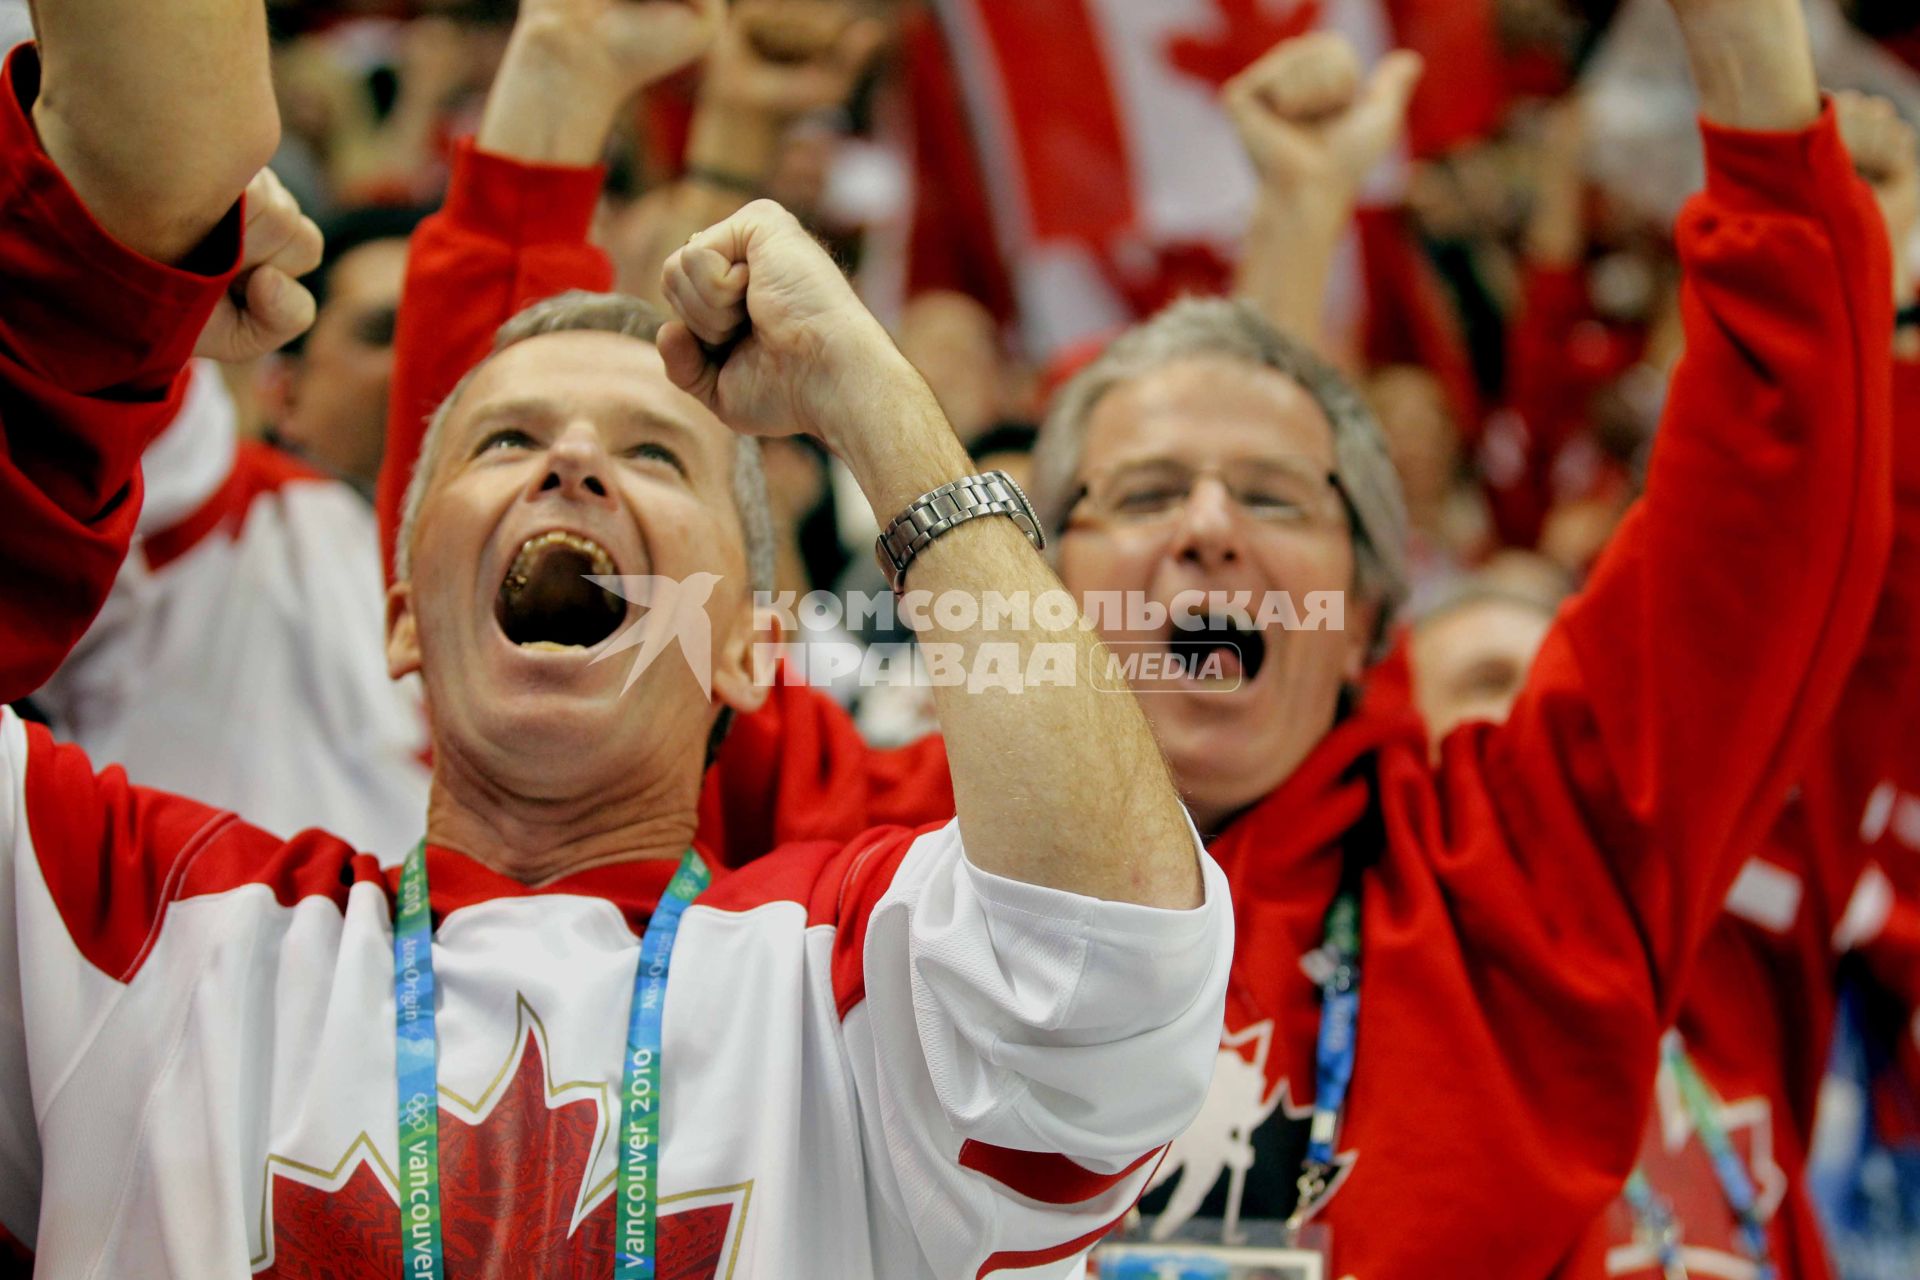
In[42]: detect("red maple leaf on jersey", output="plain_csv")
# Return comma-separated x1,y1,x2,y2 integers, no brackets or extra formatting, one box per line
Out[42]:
1597,1072,1786,1277
257,1030,737,1279
1164,0,1322,91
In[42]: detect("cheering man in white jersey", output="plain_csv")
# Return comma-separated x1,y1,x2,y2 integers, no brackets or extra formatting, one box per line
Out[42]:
0,0,1231,1274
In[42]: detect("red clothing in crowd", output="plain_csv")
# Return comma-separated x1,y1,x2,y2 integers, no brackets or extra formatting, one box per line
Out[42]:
1849,698,1920,1146
1481,262,1649,549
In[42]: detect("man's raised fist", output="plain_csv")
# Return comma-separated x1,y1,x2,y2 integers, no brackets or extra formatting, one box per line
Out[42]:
658,200,911,450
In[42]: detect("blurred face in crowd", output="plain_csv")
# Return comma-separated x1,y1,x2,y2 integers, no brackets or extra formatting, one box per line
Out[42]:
1056,356,1370,832
387,332,765,807
1408,595,1554,747
275,238,408,490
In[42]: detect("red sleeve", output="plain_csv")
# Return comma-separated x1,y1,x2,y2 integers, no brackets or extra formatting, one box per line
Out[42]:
1470,104,1895,1021
0,44,241,702
375,141,613,584
1486,264,1613,547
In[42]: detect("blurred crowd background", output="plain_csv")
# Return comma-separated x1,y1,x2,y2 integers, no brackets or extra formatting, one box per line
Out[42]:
8,0,1920,1270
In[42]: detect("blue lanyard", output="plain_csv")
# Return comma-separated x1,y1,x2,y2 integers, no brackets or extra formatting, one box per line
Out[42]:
391,843,710,1280
1622,1170,1687,1280
1621,1034,1777,1280
1287,859,1363,1237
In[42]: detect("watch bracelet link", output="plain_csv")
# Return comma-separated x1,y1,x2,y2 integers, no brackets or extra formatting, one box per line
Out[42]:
874,471,1046,592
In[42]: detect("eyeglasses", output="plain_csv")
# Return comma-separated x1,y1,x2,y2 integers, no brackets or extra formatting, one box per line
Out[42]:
1064,457,1349,533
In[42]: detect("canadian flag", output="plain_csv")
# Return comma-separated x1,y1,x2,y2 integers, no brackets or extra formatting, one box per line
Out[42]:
925,0,1502,356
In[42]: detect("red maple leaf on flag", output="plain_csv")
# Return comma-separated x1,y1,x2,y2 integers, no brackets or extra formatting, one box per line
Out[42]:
1164,0,1322,91
257,1030,738,1279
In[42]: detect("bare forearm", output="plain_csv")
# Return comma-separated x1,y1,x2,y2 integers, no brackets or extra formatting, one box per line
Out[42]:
1236,191,1346,352
835,370,1203,910
30,0,278,263
476,22,628,166
1673,0,1820,133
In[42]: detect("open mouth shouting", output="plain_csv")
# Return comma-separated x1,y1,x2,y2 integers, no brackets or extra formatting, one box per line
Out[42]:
1167,613,1268,684
494,531,630,651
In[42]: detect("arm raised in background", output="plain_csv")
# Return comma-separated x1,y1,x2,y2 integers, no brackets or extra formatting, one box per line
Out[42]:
607,0,884,307
660,203,1201,908
0,0,309,700
1468,0,1890,1021
376,0,721,584
1226,32,1421,355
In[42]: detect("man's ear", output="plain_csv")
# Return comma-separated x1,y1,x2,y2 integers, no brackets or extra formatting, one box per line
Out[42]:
386,580,422,680
711,599,783,716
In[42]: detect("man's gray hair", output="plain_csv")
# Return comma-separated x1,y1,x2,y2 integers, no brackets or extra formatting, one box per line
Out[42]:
1029,297,1411,648
394,290,776,598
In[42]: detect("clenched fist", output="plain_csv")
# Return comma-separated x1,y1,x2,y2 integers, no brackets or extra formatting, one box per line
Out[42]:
512,0,722,97
194,168,323,364
657,200,919,449
1224,31,1422,198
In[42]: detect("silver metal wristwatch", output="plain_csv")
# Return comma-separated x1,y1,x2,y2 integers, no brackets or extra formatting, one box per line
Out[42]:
874,470,1045,592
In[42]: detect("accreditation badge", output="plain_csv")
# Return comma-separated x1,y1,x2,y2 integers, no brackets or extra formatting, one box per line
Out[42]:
1091,1224,1333,1280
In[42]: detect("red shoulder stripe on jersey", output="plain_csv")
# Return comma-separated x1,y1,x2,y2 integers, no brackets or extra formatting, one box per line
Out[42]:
974,1150,1168,1279
691,823,936,1018
143,440,328,571
828,825,936,1019
957,1142,1161,1206
23,722,367,982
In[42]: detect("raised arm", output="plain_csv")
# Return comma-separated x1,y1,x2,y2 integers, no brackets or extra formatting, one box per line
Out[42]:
28,0,277,264
1226,32,1421,354
0,0,304,701
1470,0,1893,1013
659,205,1200,908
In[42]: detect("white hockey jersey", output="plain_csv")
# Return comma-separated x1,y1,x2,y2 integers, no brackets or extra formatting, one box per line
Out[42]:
33,362,433,856
0,709,1230,1278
